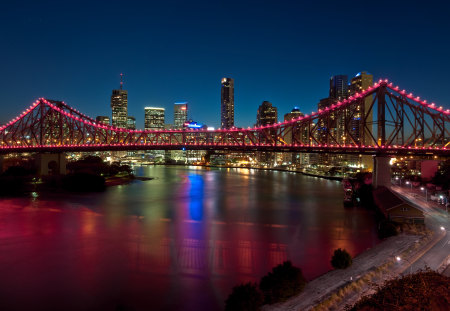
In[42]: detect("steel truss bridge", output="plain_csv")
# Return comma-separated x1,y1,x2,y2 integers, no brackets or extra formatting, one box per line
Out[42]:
0,80,449,156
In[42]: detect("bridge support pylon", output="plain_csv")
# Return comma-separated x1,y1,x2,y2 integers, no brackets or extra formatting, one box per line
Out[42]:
373,155,391,188
35,153,67,176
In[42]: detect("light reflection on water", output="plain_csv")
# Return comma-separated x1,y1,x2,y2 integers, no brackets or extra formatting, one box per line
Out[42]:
0,166,380,311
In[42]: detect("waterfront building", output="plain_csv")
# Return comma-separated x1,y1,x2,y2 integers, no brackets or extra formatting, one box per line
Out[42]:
283,107,305,166
348,71,374,146
348,71,374,170
171,102,188,162
127,116,136,130
256,101,278,166
330,75,349,101
256,101,277,126
221,77,234,129
144,107,165,130
96,116,110,126
111,74,128,128
174,102,188,129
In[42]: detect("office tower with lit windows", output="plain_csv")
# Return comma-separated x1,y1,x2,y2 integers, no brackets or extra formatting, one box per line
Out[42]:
330,75,349,101
127,116,136,130
171,102,188,163
256,101,277,126
96,116,110,125
174,102,188,129
144,107,165,130
111,74,128,128
256,101,278,166
348,71,374,145
349,71,374,170
221,77,234,129
283,107,305,166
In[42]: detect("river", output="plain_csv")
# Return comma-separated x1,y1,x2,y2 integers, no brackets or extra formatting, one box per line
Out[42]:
0,166,380,310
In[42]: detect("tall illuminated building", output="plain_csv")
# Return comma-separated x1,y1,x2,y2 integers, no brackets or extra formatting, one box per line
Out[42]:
96,116,110,125
349,71,374,170
256,101,277,126
127,116,136,130
111,73,128,128
221,77,234,129
257,101,278,166
330,75,349,101
174,102,188,128
349,71,374,145
144,107,165,130
283,107,305,166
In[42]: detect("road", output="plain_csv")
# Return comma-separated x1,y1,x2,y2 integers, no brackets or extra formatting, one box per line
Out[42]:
391,185,450,274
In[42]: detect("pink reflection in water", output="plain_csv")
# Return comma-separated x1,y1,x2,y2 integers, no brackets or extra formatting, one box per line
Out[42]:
0,167,380,310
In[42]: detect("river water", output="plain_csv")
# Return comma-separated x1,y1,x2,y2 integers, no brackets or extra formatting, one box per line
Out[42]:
0,166,380,310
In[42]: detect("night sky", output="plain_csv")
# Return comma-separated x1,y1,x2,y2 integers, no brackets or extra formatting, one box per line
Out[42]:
1,0,449,129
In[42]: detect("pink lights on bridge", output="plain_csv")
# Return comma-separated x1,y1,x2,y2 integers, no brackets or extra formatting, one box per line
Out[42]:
0,80,449,154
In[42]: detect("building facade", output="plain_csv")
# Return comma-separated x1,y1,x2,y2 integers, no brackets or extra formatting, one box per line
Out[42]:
144,107,165,130
111,89,128,128
221,77,234,129
256,101,278,166
174,102,188,129
127,116,136,130
96,116,110,125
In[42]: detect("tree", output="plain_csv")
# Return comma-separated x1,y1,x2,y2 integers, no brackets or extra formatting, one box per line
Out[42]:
347,270,450,310
432,159,450,190
225,283,263,311
259,261,307,304
331,248,352,269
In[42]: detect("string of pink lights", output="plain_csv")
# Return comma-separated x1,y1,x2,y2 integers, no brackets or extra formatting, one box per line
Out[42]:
0,80,448,154
0,80,449,134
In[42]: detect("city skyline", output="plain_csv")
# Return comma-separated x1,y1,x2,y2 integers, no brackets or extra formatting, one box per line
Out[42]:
1,1,450,130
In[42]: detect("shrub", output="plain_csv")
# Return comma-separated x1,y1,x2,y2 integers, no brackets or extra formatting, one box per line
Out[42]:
225,282,263,311
331,248,352,269
347,270,450,310
62,173,105,192
259,261,307,304
378,220,398,239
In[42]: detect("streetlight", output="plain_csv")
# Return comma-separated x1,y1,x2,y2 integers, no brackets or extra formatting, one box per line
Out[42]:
420,187,428,201
396,256,413,274
439,195,448,213
405,181,412,191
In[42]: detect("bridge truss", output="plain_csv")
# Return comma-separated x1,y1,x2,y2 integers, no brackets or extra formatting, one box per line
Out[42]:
0,80,449,156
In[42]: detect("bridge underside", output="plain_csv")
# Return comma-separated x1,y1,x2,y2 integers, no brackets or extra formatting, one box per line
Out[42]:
0,144,448,157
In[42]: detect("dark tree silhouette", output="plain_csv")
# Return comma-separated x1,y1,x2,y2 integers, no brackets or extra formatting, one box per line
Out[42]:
331,248,352,269
259,261,307,304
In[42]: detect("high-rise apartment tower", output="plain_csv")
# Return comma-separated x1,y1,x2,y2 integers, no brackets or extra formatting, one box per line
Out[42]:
221,77,234,129
111,73,128,128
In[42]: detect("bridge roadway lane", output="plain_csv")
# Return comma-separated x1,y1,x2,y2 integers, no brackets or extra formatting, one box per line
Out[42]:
390,186,450,274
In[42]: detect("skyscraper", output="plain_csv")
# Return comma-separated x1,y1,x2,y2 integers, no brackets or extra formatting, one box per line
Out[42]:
127,116,136,130
349,71,374,170
256,101,278,166
111,73,128,128
283,107,305,166
256,101,277,126
174,102,188,129
221,77,234,129
144,107,165,130
330,75,349,101
349,71,374,145
96,116,110,125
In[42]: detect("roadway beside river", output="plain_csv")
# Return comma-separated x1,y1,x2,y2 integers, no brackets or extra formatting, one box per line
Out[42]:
263,183,450,311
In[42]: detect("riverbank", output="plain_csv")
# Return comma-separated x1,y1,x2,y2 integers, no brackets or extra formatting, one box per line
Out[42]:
147,163,345,181
263,230,436,311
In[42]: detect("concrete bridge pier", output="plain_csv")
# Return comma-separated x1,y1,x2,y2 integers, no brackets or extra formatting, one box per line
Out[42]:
373,155,391,188
35,153,67,175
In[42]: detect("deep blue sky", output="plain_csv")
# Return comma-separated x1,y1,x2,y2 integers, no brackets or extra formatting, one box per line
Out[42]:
1,0,449,129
